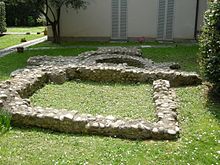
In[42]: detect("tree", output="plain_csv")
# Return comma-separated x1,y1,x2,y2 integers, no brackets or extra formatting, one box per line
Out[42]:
199,0,220,95
27,0,88,43
0,1,7,33
4,0,42,26
4,0,87,42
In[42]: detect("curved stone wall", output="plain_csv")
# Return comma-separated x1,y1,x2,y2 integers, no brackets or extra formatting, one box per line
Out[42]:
26,47,202,86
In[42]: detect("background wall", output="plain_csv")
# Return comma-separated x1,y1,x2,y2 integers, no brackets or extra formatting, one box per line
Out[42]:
173,0,197,39
59,0,111,38
127,0,157,39
48,0,207,41
197,0,208,31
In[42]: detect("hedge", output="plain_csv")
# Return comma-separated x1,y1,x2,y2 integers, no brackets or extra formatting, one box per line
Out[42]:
0,1,6,33
199,0,220,93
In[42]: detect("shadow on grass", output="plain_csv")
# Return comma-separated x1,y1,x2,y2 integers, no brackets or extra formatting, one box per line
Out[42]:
11,125,178,142
207,99,220,122
11,125,136,142
205,85,220,122
72,79,151,87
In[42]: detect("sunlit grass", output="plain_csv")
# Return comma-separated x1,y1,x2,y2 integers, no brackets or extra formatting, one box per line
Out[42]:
0,85,219,164
0,34,44,50
0,45,199,81
6,26,45,33
0,26,45,50
142,46,199,73
0,48,95,81
32,40,196,48
30,81,155,121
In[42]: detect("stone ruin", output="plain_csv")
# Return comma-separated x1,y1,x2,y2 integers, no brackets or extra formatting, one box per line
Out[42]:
0,47,202,140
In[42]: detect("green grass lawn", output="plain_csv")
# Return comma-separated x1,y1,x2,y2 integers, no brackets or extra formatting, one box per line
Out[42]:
0,44,198,81
0,34,44,50
0,43,219,164
142,46,199,72
0,26,45,50
6,26,45,33
30,40,159,48
32,40,195,48
0,48,95,81
30,81,155,121
30,41,199,72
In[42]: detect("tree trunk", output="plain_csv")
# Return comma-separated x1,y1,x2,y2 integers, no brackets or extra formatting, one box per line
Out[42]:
57,8,61,43
51,23,59,43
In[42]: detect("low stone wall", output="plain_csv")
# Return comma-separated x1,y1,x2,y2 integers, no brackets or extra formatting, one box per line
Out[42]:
27,47,180,70
0,68,179,139
0,47,201,140
26,47,201,86
64,65,201,87
153,80,179,136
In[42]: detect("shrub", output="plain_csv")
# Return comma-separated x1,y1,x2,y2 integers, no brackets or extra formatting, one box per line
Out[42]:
43,28,47,35
199,0,220,93
0,1,6,33
27,16,35,26
0,109,11,133
21,38,27,42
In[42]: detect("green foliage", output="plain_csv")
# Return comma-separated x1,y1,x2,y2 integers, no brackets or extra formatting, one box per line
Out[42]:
0,109,11,133
3,0,41,26
0,1,6,33
27,16,35,26
199,1,220,90
37,15,46,26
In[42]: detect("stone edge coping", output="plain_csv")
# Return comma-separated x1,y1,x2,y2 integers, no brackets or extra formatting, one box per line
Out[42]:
0,67,179,140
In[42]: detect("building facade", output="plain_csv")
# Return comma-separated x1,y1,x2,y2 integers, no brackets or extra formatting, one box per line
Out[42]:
48,0,208,41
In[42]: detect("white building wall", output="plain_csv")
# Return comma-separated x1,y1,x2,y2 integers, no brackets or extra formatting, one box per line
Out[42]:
173,0,197,39
48,0,207,41
127,0,157,39
59,0,111,38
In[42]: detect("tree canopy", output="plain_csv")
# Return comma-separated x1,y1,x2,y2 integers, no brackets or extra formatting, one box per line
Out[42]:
4,0,41,26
